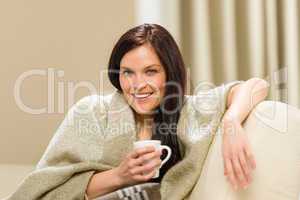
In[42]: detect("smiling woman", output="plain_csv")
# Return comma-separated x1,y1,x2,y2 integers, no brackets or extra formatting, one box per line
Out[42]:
107,23,187,185
5,23,268,200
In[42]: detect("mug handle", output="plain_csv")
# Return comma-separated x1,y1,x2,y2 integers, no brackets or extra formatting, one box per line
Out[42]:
159,145,172,168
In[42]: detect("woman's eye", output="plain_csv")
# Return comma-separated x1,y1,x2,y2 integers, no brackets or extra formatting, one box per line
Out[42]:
146,69,158,75
122,70,132,76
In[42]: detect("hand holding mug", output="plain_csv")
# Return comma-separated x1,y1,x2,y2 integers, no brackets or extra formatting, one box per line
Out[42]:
133,140,172,179
115,145,162,186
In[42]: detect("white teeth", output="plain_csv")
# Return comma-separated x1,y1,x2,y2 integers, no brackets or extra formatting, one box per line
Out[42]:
133,93,152,98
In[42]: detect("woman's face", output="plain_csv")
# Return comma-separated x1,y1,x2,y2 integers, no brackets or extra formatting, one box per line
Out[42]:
119,43,167,115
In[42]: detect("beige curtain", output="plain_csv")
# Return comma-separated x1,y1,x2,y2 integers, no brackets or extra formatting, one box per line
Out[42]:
180,0,300,108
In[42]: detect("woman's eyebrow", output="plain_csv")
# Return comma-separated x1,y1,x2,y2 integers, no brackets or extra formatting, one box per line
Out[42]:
144,64,161,69
120,66,132,70
120,64,161,70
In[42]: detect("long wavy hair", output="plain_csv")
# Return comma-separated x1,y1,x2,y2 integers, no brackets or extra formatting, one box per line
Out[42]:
108,23,187,181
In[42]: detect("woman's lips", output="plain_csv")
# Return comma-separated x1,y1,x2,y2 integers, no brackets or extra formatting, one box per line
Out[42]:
131,92,154,101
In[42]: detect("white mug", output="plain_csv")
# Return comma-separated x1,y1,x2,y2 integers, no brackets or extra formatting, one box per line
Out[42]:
133,140,172,179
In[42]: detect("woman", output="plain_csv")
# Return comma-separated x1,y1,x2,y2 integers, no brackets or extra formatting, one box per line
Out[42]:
6,24,269,200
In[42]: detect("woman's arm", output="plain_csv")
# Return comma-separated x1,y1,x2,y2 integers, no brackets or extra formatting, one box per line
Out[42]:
86,146,161,199
225,77,270,123
221,78,269,190
85,168,122,199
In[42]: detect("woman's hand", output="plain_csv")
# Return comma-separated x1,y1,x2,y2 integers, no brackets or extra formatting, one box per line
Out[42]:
222,117,256,190
115,146,162,186
86,147,161,199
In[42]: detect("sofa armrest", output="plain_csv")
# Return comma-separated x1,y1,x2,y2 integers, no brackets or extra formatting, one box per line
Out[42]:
188,100,300,200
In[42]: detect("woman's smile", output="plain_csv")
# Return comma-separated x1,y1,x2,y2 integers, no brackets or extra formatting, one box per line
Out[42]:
131,92,153,100
130,92,159,111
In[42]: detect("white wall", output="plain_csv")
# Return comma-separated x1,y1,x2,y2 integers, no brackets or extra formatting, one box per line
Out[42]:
0,0,135,165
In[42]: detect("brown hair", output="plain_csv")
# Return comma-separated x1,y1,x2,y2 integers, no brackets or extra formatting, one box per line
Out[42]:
108,23,187,181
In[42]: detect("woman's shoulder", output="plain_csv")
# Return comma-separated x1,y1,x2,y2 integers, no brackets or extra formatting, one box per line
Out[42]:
71,91,118,115
182,80,244,116
72,90,129,114
75,94,111,107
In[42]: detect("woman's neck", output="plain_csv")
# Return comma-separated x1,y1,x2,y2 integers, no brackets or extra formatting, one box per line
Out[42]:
134,112,154,127
133,112,154,140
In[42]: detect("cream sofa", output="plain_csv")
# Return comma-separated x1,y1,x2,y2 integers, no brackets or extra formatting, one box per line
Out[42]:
0,164,34,199
189,100,300,200
1,100,300,200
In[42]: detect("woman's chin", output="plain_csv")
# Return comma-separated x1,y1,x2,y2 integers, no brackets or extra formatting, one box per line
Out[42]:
133,105,157,115
134,109,153,115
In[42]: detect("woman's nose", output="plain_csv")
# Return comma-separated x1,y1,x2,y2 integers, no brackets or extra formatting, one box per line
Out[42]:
132,75,147,90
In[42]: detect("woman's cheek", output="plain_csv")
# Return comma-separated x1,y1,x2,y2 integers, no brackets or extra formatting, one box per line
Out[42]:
120,77,131,92
154,77,166,97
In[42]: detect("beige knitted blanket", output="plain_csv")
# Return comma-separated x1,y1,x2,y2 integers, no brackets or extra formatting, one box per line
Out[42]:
4,81,242,200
